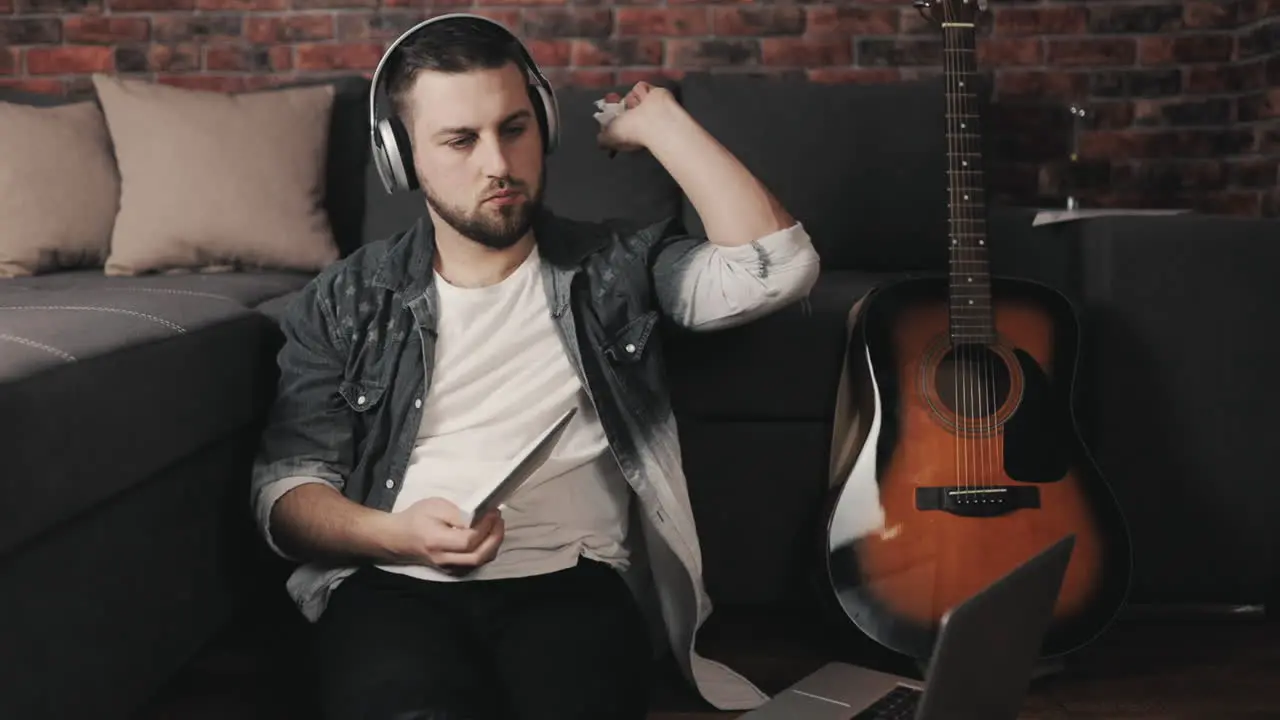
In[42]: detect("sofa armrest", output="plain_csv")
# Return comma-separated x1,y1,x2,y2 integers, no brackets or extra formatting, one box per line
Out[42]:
993,210,1280,607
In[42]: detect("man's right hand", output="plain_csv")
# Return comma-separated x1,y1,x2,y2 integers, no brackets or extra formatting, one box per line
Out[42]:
388,497,505,570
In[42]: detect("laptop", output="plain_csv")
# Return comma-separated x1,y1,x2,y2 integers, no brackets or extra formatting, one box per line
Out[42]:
741,534,1075,720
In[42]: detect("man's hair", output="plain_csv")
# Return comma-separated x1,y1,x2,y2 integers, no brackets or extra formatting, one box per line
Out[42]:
383,17,528,122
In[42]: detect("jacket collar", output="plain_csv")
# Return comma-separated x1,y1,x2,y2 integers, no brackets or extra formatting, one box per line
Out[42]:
370,205,612,303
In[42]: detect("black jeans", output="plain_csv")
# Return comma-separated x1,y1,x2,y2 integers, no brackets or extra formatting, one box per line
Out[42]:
311,558,654,720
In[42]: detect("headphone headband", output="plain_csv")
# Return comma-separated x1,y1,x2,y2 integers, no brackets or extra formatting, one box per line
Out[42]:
367,13,552,143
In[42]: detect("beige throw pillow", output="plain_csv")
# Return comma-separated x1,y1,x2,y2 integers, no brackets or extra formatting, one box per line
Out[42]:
91,74,341,276
0,101,120,278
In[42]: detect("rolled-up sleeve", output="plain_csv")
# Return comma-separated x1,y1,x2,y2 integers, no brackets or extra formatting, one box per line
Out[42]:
250,276,354,561
651,221,821,331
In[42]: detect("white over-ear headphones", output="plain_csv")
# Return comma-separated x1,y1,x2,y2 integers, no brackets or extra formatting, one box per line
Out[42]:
368,13,561,195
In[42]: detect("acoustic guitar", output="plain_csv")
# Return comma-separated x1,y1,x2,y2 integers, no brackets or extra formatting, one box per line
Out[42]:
817,0,1133,662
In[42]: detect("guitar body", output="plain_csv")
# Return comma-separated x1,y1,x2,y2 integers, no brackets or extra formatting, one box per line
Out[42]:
823,274,1132,661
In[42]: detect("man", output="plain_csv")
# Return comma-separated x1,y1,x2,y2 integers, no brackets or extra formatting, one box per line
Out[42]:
250,14,820,720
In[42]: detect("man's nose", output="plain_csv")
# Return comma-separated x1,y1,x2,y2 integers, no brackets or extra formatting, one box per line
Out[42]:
477,135,512,178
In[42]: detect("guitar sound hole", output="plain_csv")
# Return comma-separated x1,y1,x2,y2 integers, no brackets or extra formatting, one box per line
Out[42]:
934,343,1011,419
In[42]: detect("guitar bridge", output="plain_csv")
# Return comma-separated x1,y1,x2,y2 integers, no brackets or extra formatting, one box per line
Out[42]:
915,486,1040,517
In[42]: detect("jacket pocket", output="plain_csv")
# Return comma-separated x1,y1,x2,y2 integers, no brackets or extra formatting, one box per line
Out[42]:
339,378,386,413
603,310,659,365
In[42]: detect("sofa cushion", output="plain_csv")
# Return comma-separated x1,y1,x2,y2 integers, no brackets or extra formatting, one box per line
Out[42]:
662,270,898,422
359,83,684,247
676,73,949,273
0,100,120,277
90,74,341,276
0,268,313,307
0,283,285,557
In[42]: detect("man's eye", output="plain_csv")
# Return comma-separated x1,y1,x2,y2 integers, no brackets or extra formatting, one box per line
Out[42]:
503,125,526,137
449,136,475,149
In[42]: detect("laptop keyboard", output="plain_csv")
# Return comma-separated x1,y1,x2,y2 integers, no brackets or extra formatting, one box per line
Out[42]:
851,685,922,720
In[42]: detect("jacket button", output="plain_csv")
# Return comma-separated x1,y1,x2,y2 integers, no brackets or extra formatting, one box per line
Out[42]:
415,399,423,409
624,343,636,354
357,395,367,405
385,479,394,489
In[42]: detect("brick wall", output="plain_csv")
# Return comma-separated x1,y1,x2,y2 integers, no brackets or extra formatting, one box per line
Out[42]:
2,1,1278,215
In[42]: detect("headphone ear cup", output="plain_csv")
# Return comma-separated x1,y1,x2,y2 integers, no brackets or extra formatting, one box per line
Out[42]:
376,116,418,193
386,117,418,191
531,84,559,154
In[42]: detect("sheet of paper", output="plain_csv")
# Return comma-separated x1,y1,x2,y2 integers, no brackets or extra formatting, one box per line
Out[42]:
458,406,578,527
1032,208,1189,226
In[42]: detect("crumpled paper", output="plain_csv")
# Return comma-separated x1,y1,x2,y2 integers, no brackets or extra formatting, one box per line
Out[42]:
593,99,627,128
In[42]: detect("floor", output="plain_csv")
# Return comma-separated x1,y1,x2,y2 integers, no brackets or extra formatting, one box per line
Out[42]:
132,595,1280,720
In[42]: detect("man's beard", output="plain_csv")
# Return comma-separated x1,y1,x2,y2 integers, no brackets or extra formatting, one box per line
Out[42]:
423,175,542,251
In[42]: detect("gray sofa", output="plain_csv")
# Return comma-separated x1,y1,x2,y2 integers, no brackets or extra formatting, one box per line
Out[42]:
2,72,1278,720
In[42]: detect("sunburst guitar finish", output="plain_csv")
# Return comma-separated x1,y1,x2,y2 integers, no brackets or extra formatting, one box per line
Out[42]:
819,0,1133,663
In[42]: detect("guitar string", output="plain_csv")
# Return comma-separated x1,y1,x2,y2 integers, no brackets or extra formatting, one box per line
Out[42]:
959,20,993,492
943,3,967,497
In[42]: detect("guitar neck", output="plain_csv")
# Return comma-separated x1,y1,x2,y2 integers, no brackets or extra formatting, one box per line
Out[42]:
943,16,993,345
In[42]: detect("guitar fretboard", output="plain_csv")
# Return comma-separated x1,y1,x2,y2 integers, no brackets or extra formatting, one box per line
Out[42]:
942,16,994,344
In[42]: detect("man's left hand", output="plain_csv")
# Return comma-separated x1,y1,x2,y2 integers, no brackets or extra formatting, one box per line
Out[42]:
596,81,679,155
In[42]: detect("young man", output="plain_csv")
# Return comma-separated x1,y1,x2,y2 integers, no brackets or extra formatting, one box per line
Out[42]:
250,15,820,720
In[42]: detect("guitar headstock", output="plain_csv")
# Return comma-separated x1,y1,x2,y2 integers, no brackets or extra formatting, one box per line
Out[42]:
912,0,986,26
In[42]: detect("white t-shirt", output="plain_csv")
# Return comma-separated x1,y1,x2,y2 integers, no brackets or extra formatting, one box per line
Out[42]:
377,244,633,583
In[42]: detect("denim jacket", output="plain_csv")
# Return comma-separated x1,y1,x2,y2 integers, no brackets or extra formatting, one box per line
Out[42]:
250,207,821,711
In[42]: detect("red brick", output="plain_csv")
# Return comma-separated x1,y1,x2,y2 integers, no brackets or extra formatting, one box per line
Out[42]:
1089,101,1136,129
807,67,901,84
1139,34,1234,64
1238,89,1280,122
1228,157,1280,188
995,70,1089,100
0,48,15,75
152,15,242,43
523,9,612,38
762,37,852,67
617,68,685,86
196,0,285,8
474,0,564,7
978,37,1043,67
204,43,292,72
667,38,759,68
542,69,614,88
115,43,200,72
290,0,374,8
1078,129,1253,159
26,46,114,74
1183,0,1242,29
0,0,10,13
526,39,572,67
1197,192,1262,216
1047,38,1137,66
335,12,424,42
808,6,899,36
0,78,65,93
294,42,384,71
18,0,102,11
570,38,662,67
993,7,1087,36
1,19,61,45
108,0,194,10
898,8,934,36
382,0,468,6
248,15,334,44
617,8,709,36
64,17,151,44
711,7,805,36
